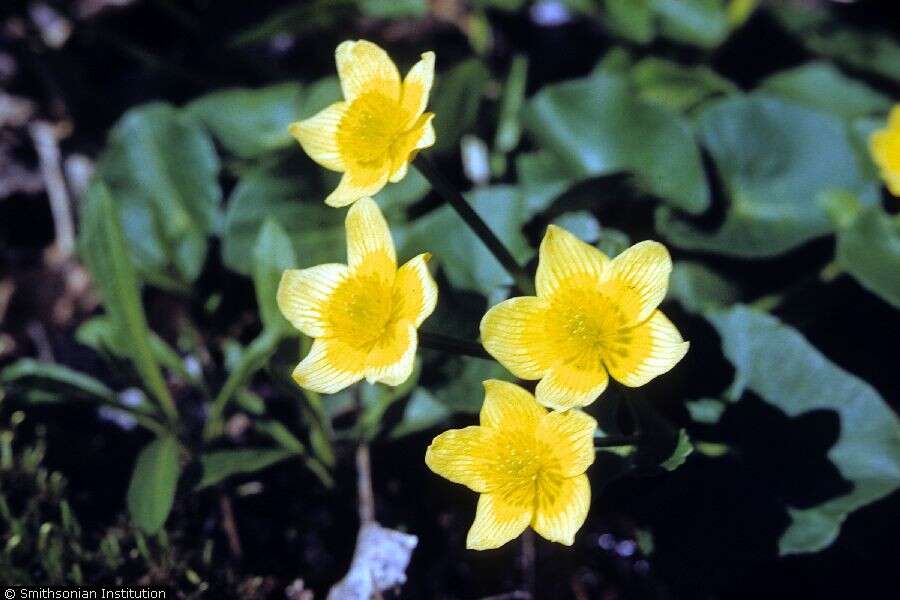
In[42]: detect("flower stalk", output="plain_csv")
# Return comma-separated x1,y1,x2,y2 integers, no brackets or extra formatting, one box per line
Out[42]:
419,331,492,360
414,153,535,296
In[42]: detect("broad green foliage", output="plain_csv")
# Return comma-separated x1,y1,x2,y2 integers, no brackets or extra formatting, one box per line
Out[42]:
195,449,297,490
221,166,342,275
685,398,726,424
253,220,296,333
187,82,304,158
603,0,731,48
390,389,451,438
630,57,737,113
826,194,900,309
524,72,710,213
427,357,513,414
709,306,900,554
404,186,532,297
126,436,181,534
657,95,878,257
760,62,891,120
95,103,221,288
773,6,900,84
667,261,740,315
431,59,491,154
80,182,176,422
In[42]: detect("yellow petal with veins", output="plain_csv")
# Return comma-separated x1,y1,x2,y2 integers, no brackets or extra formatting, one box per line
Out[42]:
288,102,347,171
336,40,401,102
276,264,348,338
608,240,672,325
480,379,546,430
425,426,496,493
480,296,553,380
532,474,591,546
466,491,533,550
536,225,609,297
604,310,689,387
345,197,396,269
393,253,438,327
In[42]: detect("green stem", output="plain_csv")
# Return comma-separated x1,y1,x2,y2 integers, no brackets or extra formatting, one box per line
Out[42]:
595,434,643,448
419,331,492,360
204,328,282,441
413,154,535,295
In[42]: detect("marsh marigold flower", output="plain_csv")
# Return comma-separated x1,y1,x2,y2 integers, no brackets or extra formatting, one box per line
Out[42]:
870,104,900,196
276,198,437,393
426,380,596,549
480,226,689,411
289,40,436,207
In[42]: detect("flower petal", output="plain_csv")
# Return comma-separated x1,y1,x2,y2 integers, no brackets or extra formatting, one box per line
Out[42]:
326,165,391,208
393,253,438,327
536,225,609,297
535,361,608,411
288,102,348,171
292,338,364,394
608,240,673,325
400,51,435,124
480,380,546,431
466,492,533,550
604,310,689,387
388,113,435,183
532,474,591,546
365,320,417,386
425,426,496,493
336,40,401,102
480,296,553,380
277,265,349,337
537,410,597,478
345,197,396,269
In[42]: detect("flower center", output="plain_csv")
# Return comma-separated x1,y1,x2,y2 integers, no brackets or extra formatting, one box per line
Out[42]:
545,280,633,367
338,90,408,166
489,429,560,509
323,253,396,350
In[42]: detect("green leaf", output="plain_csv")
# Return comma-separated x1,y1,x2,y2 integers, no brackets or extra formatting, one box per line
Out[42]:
661,429,693,471
759,62,891,120
603,0,655,44
685,398,726,424
657,95,878,257
431,357,513,414
95,103,221,286
667,261,740,315
187,82,304,158
709,305,900,554
359,362,422,440
631,57,738,113
655,0,729,49
390,389,452,438
431,59,491,154
825,194,900,309
360,0,427,18
1,359,116,404
76,316,195,385
126,436,181,534
494,55,529,154
221,165,342,276
80,182,177,422
773,6,900,84
404,186,532,297
524,73,709,213
253,220,295,333
195,449,296,490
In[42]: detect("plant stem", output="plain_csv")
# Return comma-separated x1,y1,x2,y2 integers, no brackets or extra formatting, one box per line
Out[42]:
203,327,281,441
595,434,643,448
419,331,492,360
354,386,376,524
413,154,534,295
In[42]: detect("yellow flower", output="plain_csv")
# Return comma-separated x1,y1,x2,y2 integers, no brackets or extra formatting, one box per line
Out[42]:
276,197,437,393
480,226,689,411
425,380,596,549
870,104,900,196
289,40,436,207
